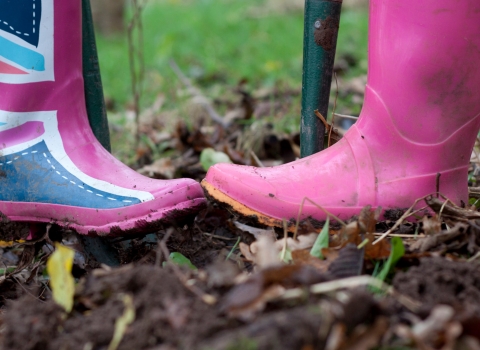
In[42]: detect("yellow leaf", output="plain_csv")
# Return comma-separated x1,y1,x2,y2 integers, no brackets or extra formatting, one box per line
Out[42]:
0,239,25,247
108,294,136,350
46,243,75,313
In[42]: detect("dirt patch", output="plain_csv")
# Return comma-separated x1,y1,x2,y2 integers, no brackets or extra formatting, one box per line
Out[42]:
1,263,388,350
1,265,226,350
1,295,64,350
393,257,480,315
0,213,30,241
202,305,327,350
2,264,373,350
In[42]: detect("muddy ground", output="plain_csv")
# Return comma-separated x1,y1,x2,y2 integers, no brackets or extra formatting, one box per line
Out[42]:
2,195,480,350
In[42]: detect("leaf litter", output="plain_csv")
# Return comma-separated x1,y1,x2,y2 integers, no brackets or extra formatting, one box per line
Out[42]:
2,73,480,349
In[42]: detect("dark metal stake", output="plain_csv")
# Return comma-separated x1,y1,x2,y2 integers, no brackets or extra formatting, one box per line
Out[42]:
300,0,342,157
82,0,112,152
80,0,119,266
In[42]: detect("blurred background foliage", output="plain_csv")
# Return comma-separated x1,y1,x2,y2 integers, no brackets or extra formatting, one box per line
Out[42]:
91,0,369,164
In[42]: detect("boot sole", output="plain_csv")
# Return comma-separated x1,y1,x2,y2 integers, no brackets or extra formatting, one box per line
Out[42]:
202,179,300,231
0,198,206,237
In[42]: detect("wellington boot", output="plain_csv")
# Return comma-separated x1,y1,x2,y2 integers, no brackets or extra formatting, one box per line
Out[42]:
0,0,205,236
202,0,480,229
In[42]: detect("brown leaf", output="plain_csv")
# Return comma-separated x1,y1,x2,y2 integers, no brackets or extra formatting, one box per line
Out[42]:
291,250,330,272
364,239,391,260
239,242,256,263
222,264,329,320
422,215,442,236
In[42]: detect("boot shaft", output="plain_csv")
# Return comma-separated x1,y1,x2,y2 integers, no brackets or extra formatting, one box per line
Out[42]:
0,0,84,113
366,0,480,144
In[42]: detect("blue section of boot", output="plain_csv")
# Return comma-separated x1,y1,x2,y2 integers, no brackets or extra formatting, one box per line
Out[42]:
0,36,44,71
0,0,41,47
0,141,142,208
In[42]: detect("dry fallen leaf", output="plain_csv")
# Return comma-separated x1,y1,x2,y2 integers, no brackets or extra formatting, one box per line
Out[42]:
46,243,75,313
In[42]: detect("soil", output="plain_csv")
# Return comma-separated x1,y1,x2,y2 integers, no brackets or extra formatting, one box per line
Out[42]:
2,200,480,349
393,257,480,315
0,213,30,241
4,190,480,350
0,263,384,350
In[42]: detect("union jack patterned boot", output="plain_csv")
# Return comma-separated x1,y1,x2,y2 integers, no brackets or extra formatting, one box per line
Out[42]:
0,0,205,236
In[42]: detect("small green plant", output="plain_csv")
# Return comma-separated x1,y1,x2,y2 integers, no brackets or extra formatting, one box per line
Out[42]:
200,148,232,171
225,337,258,350
310,218,330,259
163,252,197,270
374,237,405,282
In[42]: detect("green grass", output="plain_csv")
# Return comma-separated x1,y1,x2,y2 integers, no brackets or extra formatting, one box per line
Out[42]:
96,0,368,104
95,0,368,158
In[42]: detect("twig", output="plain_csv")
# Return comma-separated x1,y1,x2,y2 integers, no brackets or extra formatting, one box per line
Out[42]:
373,195,432,245
201,232,239,241
169,60,229,129
467,251,480,262
327,72,339,147
250,151,264,167
357,238,369,249
281,275,420,312
11,275,46,303
127,0,147,147
314,110,330,131
373,232,425,239
469,186,480,199
438,198,451,221
333,113,358,120
155,229,172,267
294,197,347,240
196,223,240,241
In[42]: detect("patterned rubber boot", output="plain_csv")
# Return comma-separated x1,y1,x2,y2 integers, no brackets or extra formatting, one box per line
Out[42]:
0,0,205,236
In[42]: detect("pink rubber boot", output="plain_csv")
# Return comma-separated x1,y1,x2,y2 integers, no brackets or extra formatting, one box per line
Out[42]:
0,0,205,236
203,0,480,229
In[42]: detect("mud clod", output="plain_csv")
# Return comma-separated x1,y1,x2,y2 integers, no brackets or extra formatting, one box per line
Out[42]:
0,213,30,241
393,257,480,314
1,266,225,350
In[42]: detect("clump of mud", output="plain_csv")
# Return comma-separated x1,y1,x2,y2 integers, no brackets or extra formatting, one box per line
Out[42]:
1,266,224,350
393,257,480,314
0,213,30,241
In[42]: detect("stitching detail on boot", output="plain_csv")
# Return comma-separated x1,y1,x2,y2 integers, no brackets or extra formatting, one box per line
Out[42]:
0,0,37,40
0,150,134,204
0,21,31,37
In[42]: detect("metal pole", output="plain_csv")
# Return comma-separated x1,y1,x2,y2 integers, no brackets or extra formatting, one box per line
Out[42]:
300,0,342,157
82,0,112,152
80,0,119,267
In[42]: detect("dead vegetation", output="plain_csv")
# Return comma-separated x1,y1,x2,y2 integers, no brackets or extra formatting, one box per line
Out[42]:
2,182,480,349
